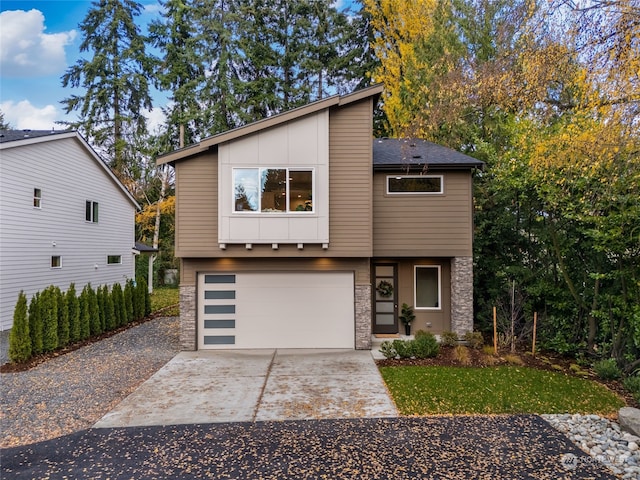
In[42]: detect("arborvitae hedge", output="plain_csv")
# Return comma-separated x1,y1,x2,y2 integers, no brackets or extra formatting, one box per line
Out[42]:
29,292,43,356
41,286,59,353
112,283,124,327
9,291,31,363
56,286,69,348
67,283,80,343
79,285,91,340
123,280,134,324
7,279,152,364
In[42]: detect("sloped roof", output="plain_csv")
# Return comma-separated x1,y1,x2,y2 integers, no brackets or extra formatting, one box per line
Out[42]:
373,138,484,171
0,129,72,143
157,84,384,165
0,129,139,209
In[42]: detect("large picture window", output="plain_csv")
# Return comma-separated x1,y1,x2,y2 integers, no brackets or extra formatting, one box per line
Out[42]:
415,265,441,309
234,168,313,213
387,175,443,194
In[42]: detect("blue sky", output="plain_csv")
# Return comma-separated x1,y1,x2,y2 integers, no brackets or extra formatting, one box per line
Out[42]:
0,0,353,131
0,0,164,130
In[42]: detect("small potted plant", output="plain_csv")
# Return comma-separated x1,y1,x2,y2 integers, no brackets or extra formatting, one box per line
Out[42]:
399,303,415,336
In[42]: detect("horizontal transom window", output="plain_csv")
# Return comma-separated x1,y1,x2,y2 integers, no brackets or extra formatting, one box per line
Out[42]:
234,168,313,213
387,175,443,194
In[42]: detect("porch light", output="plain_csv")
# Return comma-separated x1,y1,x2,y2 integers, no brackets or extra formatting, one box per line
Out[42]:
297,243,304,250
246,243,252,250
219,243,226,250
322,243,329,250
272,243,278,250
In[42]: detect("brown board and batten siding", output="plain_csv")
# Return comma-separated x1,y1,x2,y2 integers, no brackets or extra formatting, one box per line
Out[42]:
175,152,218,258
372,171,474,258
327,98,374,257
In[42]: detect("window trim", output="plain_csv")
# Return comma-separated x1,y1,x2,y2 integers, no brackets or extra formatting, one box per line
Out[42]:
107,255,122,265
386,175,444,195
414,265,442,310
51,256,62,269
33,188,42,209
232,167,315,214
85,200,99,223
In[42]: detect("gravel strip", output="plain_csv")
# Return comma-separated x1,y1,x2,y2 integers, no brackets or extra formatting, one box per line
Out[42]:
0,316,180,448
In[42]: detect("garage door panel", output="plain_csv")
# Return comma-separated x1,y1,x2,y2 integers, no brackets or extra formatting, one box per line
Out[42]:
199,272,354,349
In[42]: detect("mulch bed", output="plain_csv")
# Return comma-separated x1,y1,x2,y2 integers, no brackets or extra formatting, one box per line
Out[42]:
376,345,640,410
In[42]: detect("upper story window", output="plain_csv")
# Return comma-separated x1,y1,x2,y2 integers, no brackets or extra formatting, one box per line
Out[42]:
85,200,99,223
33,188,42,208
233,168,313,213
387,175,443,194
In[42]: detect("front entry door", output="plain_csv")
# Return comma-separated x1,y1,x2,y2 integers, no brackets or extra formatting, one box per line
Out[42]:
373,263,398,334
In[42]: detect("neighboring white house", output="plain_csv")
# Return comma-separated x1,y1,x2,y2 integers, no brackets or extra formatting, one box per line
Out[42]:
0,129,139,331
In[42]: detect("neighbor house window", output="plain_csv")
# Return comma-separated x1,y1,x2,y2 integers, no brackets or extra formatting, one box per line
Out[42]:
85,201,99,222
234,168,313,213
51,256,62,268
415,265,441,309
387,175,443,194
33,188,42,208
107,255,122,265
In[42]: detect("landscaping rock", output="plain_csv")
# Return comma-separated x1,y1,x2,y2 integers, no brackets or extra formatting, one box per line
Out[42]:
619,407,640,437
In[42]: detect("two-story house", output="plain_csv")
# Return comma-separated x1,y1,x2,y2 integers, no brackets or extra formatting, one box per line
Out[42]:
158,85,483,350
0,129,139,330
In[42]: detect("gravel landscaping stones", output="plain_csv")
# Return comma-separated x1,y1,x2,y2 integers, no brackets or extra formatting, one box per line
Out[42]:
543,413,640,479
1,415,619,479
0,316,180,448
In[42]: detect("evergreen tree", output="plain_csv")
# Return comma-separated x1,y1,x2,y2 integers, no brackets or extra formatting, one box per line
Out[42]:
79,286,91,340
104,286,116,331
9,291,31,363
61,0,154,179
56,286,69,348
66,283,80,343
41,286,59,353
112,282,125,326
88,284,101,335
28,292,43,355
124,280,134,323
96,285,106,331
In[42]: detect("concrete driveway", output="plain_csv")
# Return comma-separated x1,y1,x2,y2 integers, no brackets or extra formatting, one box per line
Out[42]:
94,349,397,428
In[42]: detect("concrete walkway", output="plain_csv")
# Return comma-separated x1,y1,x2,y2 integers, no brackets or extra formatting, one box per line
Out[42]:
94,349,397,428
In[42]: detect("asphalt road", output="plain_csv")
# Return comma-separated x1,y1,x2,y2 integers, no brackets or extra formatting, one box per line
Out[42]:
1,415,617,479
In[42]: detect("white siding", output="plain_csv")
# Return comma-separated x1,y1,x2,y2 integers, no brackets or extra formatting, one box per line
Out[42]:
0,136,136,330
218,110,330,244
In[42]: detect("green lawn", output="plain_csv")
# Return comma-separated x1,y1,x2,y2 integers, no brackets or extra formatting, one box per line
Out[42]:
150,287,179,316
379,365,625,416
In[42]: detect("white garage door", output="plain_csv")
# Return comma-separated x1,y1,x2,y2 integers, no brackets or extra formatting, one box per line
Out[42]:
198,272,355,349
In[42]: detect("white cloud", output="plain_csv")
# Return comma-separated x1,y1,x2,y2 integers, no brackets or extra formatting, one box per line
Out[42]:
145,106,166,134
0,9,76,77
1,100,61,130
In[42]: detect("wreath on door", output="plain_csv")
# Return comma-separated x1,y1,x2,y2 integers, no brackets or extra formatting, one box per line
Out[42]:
376,280,394,298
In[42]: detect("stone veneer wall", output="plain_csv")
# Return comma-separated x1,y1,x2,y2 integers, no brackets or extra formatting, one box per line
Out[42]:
355,284,372,350
450,256,474,336
179,285,197,351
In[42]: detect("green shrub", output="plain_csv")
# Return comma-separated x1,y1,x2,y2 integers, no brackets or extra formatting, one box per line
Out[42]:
393,339,413,359
41,286,59,353
28,292,43,355
112,283,125,327
87,284,101,336
124,280,134,324
9,291,31,363
623,375,640,402
464,331,484,350
379,341,397,359
56,287,69,348
134,280,145,321
413,332,440,359
143,280,151,316
440,331,459,347
96,285,106,332
593,358,621,380
66,284,80,342
79,285,91,340
103,286,116,331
